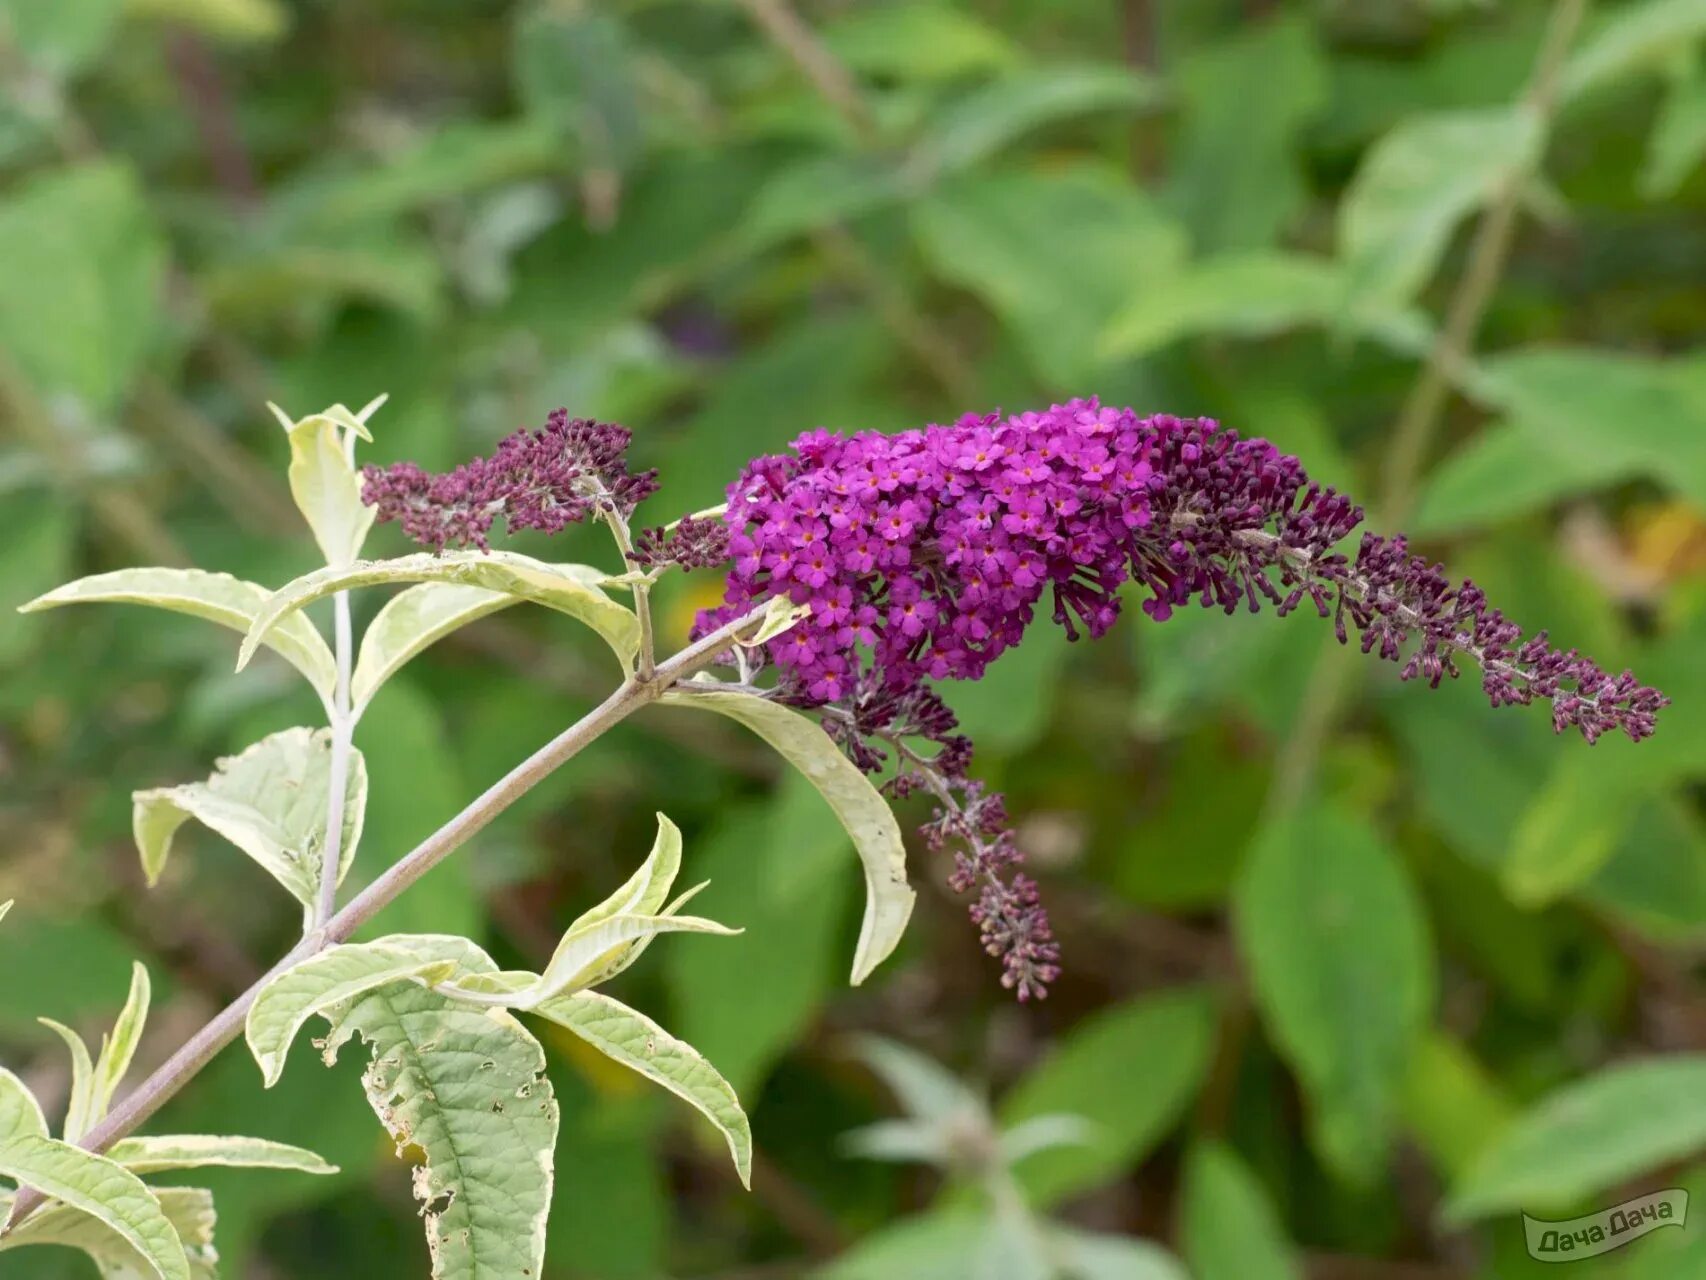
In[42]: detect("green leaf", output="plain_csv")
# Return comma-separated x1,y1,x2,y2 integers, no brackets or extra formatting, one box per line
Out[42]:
124,0,288,42
0,1066,50,1146
317,939,558,1280
273,403,378,567
0,1136,190,1280
0,1185,217,1279
1099,252,1432,361
915,65,1163,178
911,163,1187,386
105,1134,337,1176
479,909,738,1010
822,5,1018,82
1642,60,1706,197
1338,107,1542,305
1446,1055,1706,1222
350,582,515,717
239,552,638,675
1411,421,1632,535
998,988,1218,1207
243,935,475,1086
1563,0,1706,100
661,682,914,985
94,964,151,1131
20,567,338,702
1501,745,1657,906
735,154,913,255
1234,803,1433,1185
1167,14,1328,252
854,1035,983,1125
1181,1142,1301,1280
0,162,163,410
1053,1229,1190,1280
1398,1033,1514,1182
815,1210,999,1280
531,990,751,1187
5,0,121,77
132,727,366,921
1478,347,1706,509
38,1017,98,1141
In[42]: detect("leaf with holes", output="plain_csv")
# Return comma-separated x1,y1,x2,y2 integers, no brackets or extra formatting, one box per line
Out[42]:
661,681,914,985
317,940,559,1280
132,728,365,922
20,568,336,701
238,551,638,675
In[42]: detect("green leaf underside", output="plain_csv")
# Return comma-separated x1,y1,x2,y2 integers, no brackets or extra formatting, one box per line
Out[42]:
532,990,751,1187
38,1018,98,1142
106,1135,338,1176
351,582,517,715
0,1136,190,1280
245,935,473,1086
662,683,914,985
1446,1055,1706,1221
132,727,366,919
0,1186,217,1280
492,911,737,1009
93,964,151,1139
283,411,376,566
19,568,336,700
0,1066,50,1146
318,943,558,1280
238,551,639,675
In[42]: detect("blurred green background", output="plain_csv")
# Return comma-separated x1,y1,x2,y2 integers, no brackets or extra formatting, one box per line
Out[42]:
2,0,1704,1276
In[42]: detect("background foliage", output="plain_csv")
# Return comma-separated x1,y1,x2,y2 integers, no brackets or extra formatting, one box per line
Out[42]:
1,0,1704,1276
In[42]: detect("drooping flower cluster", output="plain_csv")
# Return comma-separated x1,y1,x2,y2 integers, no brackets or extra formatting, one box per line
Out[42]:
362,410,659,551
701,401,1666,744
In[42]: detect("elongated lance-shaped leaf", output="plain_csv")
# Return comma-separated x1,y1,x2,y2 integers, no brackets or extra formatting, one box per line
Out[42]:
237,551,639,675
132,728,366,923
0,1186,218,1280
93,964,150,1130
351,582,516,717
19,568,337,701
106,1135,338,1176
451,913,740,1011
550,813,686,989
318,940,559,1280
662,681,915,984
275,403,377,566
531,990,751,1187
245,935,477,1086
0,1066,49,1146
0,1136,190,1280
38,1018,98,1142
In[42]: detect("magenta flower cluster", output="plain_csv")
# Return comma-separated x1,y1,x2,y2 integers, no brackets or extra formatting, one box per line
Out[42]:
702,400,1666,744
362,410,658,551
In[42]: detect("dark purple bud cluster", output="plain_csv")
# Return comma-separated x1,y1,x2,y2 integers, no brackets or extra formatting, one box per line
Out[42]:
696,398,1667,997
361,410,659,551
630,513,734,572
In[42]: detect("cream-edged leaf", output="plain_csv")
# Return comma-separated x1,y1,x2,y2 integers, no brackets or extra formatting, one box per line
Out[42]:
0,1136,190,1280
567,814,684,933
279,406,376,566
19,568,336,700
0,900,12,926
0,1066,50,1147
132,728,365,921
738,595,813,649
106,1135,338,1176
37,1019,98,1142
244,934,482,1086
0,1185,217,1280
319,946,558,1279
238,551,639,674
351,582,517,716
662,683,915,984
94,964,151,1127
532,990,751,1187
